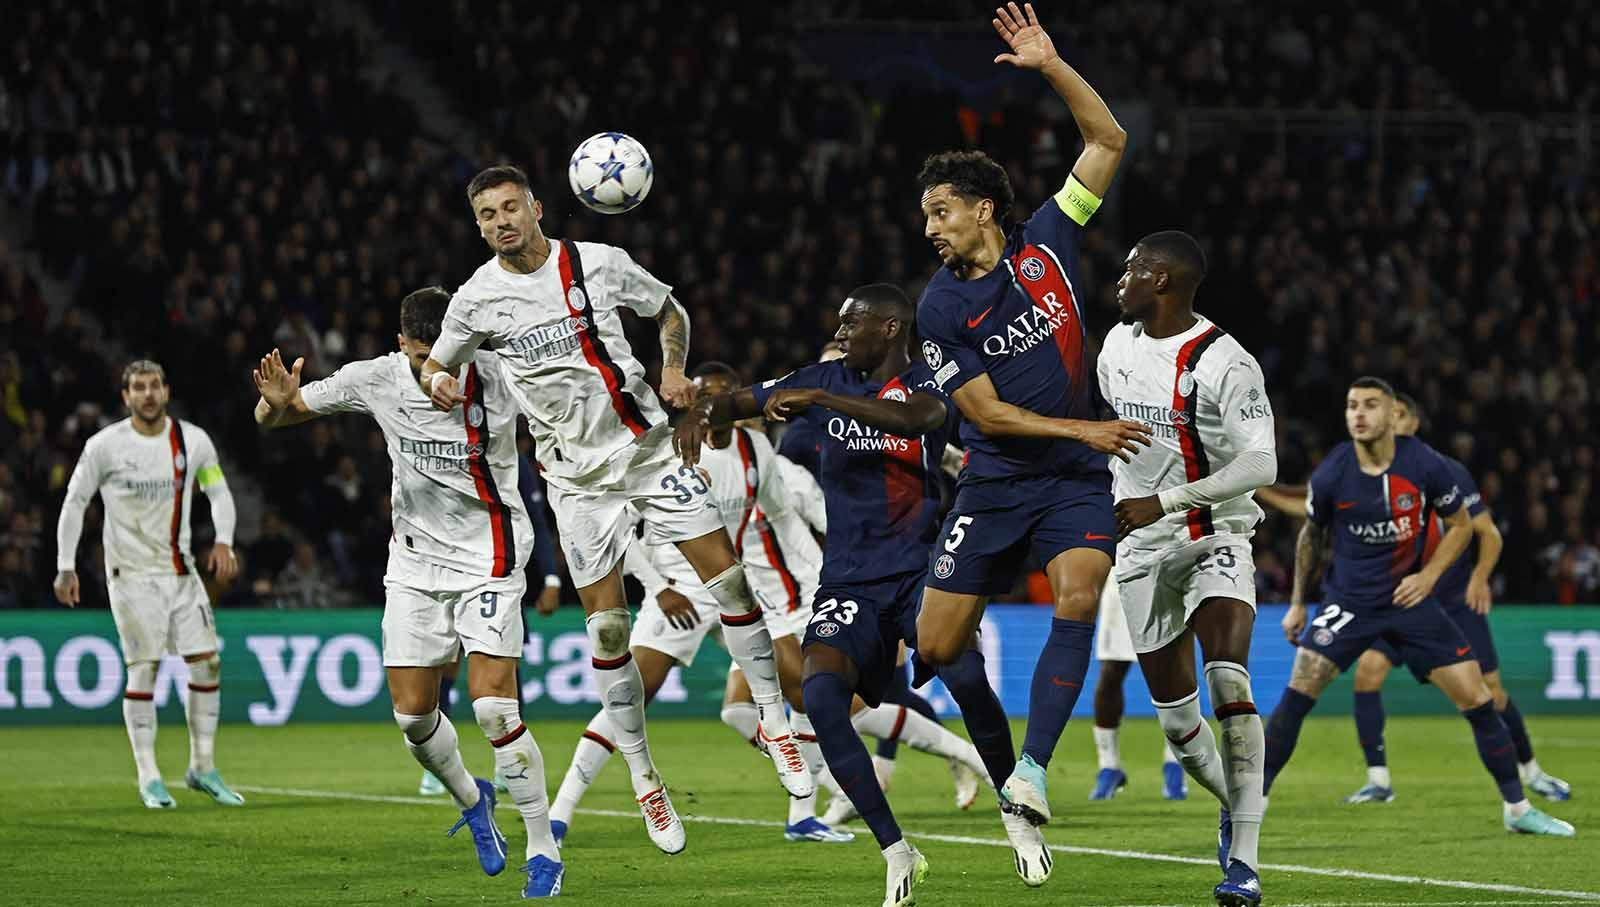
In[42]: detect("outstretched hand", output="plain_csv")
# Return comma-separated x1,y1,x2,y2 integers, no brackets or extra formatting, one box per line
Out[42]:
992,2,1059,70
253,349,304,410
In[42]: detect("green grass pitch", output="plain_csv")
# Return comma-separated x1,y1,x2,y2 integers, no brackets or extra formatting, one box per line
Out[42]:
3,716,1595,905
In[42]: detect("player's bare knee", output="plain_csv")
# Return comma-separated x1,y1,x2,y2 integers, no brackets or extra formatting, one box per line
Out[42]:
585,607,631,659
1352,653,1390,692
1053,585,1098,622
917,632,964,667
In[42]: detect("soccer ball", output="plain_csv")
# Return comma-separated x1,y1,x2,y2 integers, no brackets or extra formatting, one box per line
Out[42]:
568,132,654,214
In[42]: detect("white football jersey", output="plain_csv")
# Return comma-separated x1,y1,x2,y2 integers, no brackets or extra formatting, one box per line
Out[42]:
57,417,236,577
1097,316,1274,550
431,239,671,484
301,351,534,580
624,427,823,614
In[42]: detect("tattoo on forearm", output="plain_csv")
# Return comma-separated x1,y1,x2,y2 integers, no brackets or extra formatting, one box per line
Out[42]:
658,297,689,369
1292,522,1326,602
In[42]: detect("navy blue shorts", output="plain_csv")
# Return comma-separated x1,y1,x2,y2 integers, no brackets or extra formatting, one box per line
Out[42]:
803,571,923,708
926,473,1115,596
1370,602,1499,676
1298,598,1474,684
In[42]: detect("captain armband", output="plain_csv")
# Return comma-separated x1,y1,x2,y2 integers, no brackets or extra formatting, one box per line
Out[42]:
1054,174,1102,226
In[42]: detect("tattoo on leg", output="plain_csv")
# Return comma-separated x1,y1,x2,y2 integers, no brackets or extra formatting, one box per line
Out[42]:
1288,650,1339,696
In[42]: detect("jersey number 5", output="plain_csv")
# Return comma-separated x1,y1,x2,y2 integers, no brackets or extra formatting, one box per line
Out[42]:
944,516,974,553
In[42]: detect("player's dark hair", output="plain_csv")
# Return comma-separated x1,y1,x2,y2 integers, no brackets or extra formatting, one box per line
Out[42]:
466,164,531,208
691,361,739,382
848,283,914,323
400,286,451,344
121,359,166,389
1396,391,1426,429
1137,230,1207,290
1349,376,1396,398
917,150,1014,222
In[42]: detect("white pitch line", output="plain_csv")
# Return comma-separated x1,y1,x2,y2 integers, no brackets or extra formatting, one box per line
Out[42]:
234,785,1600,903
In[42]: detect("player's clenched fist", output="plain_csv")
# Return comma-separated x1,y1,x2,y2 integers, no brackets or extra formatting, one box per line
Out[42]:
658,366,696,410
1114,494,1164,539
426,371,464,412
53,570,80,607
1281,602,1306,643
1077,419,1153,462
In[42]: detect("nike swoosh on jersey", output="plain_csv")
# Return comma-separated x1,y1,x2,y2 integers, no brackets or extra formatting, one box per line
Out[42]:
1456,645,1471,656
966,306,994,328
1085,532,1113,541
1336,501,1359,509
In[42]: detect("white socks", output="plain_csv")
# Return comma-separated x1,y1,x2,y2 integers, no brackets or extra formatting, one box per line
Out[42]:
185,655,221,774
474,696,557,861
1093,725,1120,770
707,566,794,741
1205,661,1264,871
788,711,822,824
720,701,760,749
1154,690,1231,808
586,609,660,797
552,710,620,825
1368,765,1393,788
123,692,160,786
852,704,986,776
395,710,478,808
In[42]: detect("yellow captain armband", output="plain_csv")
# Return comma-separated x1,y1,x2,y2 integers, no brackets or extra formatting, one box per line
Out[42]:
1054,175,1101,226
197,464,225,488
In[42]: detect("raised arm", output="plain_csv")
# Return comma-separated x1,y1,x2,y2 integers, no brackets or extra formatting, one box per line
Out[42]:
991,2,1126,196
253,349,319,428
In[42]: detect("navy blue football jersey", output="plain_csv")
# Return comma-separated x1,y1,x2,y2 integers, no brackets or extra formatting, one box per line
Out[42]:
916,192,1105,481
1306,436,1465,607
1423,454,1486,607
751,360,952,585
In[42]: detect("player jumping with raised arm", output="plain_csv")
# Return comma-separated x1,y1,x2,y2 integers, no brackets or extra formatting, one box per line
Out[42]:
677,284,1014,907
55,360,243,809
1098,231,1276,906
1263,377,1574,838
252,288,563,897
912,4,1151,878
421,165,811,855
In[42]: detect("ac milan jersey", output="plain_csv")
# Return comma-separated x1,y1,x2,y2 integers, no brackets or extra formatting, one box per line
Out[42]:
57,417,235,577
1096,316,1273,549
1306,436,1464,608
751,359,952,585
1422,454,1486,607
917,193,1103,480
301,351,533,579
625,426,824,613
431,239,671,483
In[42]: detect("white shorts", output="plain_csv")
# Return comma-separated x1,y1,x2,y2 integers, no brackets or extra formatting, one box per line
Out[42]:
629,583,724,667
547,429,723,588
752,583,810,642
108,572,218,664
382,560,527,667
1094,578,1137,663
1115,534,1257,654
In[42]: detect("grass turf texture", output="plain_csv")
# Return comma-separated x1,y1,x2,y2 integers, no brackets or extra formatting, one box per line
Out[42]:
3,716,1595,905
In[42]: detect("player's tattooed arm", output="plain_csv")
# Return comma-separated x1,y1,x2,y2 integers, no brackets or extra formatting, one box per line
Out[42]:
655,295,693,408
673,387,762,468
990,3,1125,196
1284,520,1330,642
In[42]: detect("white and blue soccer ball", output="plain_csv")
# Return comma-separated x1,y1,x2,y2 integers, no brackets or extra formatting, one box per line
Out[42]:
568,132,654,214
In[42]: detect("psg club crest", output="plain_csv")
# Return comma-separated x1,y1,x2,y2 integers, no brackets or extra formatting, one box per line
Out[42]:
815,621,840,638
921,340,943,369
882,387,907,403
1178,368,1196,397
1395,493,1416,511
467,403,485,428
1313,628,1334,647
1019,256,1046,281
566,286,588,311
934,554,955,579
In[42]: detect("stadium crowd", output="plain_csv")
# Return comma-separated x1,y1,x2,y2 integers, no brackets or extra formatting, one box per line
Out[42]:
2,0,1597,608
